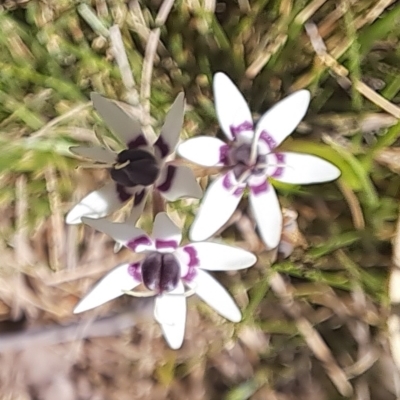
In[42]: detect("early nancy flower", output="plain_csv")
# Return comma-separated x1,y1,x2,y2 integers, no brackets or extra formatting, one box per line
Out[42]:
73,212,257,349
178,73,340,248
66,93,202,224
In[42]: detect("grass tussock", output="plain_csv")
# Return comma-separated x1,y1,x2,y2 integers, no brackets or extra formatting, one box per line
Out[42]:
0,0,400,399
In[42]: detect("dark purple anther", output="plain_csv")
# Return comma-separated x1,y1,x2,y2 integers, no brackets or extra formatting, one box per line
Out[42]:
110,149,160,187
141,252,180,293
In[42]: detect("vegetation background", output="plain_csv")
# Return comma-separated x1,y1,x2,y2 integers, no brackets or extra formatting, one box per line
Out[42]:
0,0,400,399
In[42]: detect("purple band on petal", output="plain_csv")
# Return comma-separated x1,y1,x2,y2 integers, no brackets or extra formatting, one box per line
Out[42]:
272,152,285,178
250,180,269,195
219,144,230,164
154,136,169,158
275,153,285,162
230,121,254,138
259,131,277,151
157,165,176,192
183,246,200,267
134,189,146,206
222,173,234,190
155,239,178,250
223,173,244,198
127,235,152,251
182,246,199,283
127,134,147,149
116,184,133,202
183,266,197,283
233,187,245,196
272,167,284,178
128,262,142,282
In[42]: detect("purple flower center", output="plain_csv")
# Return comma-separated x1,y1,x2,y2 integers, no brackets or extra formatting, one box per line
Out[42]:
228,143,267,180
110,149,159,187
141,252,180,293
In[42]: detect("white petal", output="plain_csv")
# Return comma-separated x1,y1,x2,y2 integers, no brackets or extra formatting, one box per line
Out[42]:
156,165,202,201
128,189,148,224
270,152,341,184
114,189,148,253
152,212,182,248
213,72,253,141
248,180,282,249
73,263,140,313
254,90,310,150
154,93,185,159
189,171,244,242
154,281,186,349
178,136,228,166
69,145,116,164
65,182,135,225
186,269,241,322
184,242,256,271
82,217,151,251
91,93,145,147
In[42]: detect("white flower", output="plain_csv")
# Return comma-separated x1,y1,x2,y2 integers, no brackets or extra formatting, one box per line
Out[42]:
66,93,202,224
73,212,257,349
178,73,340,248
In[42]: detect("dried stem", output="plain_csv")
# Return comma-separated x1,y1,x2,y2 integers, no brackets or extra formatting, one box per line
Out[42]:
268,269,353,397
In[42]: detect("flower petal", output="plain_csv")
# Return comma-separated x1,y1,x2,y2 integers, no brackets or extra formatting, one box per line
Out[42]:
154,281,186,349
128,189,148,224
91,93,146,148
154,93,185,159
186,269,241,322
65,182,136,225
255,90,310,151
189,171,244,242
178,136,229,166
73,263,140,313
152,212,182,249
182,242,256,271
82,217,151,252
69,145,116,164
248,178,282,249
269,152,341,184
114,189,148,253
213,72,253,141
156,165,202,201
